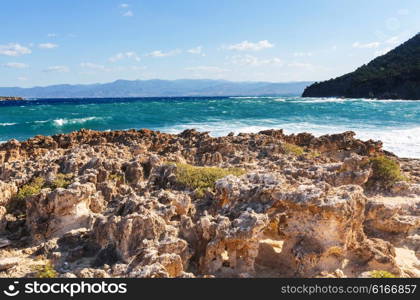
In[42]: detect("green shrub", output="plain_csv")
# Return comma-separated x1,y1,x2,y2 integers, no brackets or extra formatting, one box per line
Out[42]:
367,156,405,189
109,173,124,183
370,270,396,278
306,150,321,159
172,163,246,196
15,177,45,201
34,262,58,278
282,143,304,156
50,173,73,189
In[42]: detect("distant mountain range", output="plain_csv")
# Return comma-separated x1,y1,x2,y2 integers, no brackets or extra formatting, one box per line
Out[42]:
303,33,420,100
0,79,313,98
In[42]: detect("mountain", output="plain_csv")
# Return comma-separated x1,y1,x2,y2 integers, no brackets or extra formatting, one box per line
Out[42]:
0,79,313,98
302,33,420,100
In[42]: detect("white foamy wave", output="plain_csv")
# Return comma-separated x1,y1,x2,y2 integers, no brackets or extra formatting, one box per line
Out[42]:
159,121,420,158
53,117,101,127
355,127,420,159
229,96,279,99
33,120,50,124
0,122,17,126
290,97,348,104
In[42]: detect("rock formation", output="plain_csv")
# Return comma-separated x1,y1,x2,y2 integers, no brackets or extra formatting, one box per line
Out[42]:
0,128,418,278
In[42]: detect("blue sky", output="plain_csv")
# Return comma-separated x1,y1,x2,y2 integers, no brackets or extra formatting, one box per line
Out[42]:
1,0,419,87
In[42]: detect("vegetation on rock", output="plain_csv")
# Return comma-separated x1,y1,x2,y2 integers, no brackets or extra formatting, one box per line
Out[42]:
15,177,45,201
172,163,246,197
370,270,397,278
50,173,73,189
367,156,405,189
33,262,58,278
282,142,304,156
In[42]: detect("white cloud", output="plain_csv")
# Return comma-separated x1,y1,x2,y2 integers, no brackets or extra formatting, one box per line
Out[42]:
122,10,133,17
187,46,203,55
130,66,147,71
38,43,58,49
185,66,228,73
120,3,129,8
226,40,274,51
80,62,109,71
288,62,313,68
352,41,381,49
147,49,181,57
231,55,283,66
385,36,400,45
17,76,28,81
293,52,313,57
375,47,392,56
109,52,141,62
0,43,32,56
397,8,409,15
3,62,28,69
47,33,58,38
43,66,69,73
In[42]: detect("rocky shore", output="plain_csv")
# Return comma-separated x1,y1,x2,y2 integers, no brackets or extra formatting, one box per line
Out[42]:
0,96,24,101
0,128,419,278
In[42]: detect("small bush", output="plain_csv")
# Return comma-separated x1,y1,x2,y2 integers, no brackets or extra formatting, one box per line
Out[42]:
367,156,405,189
282,143,304,156
306,150,321,159
173,163,246,196
50,173,73,189
370,270,396,278
109,173,124,183
34,262,58,278
15,177,45,201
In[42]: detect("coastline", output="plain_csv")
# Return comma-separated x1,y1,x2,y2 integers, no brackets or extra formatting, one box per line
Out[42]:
1,96,419,159
0,128,419,278
0,96,24,101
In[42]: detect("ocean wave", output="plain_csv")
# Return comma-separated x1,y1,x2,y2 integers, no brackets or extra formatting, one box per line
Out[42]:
229,96,279,99
290,97,348,103
159,121,420,158
53,117,102,126
0,122,17,126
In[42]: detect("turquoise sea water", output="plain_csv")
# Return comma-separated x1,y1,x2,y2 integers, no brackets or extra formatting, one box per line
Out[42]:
0,96,419,158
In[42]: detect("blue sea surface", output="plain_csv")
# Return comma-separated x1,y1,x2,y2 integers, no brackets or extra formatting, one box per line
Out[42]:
0,96,419,158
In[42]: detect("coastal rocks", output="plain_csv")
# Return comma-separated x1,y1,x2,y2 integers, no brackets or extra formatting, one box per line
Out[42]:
0,128,418,278
331,154,371,186
122,161,144,185
0,97,24,101
0,257,21,271
92,199,191,278
0,181,17,206
26,182,99,241
268,185,367,276
93,212,167,260
390,181,420,197
364,197,420,238
197,211,269,276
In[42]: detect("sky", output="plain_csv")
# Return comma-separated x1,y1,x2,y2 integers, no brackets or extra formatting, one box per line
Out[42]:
0,0,419,87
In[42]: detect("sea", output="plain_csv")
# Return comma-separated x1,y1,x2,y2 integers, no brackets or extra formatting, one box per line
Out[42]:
0,96,419,158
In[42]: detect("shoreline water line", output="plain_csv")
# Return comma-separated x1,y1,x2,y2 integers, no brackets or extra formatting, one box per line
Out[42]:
1,96,419,158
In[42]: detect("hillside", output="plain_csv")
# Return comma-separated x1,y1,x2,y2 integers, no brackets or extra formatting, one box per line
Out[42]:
0,79,312,98
302,33,420,100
